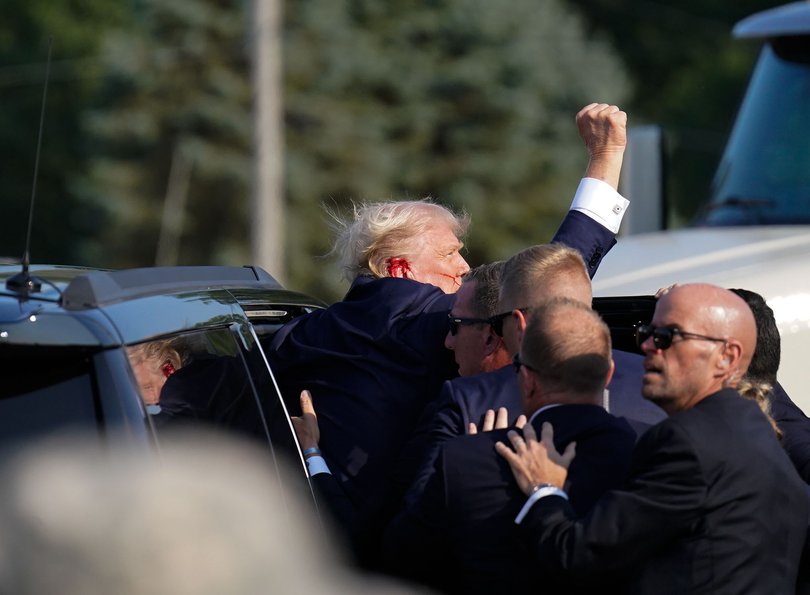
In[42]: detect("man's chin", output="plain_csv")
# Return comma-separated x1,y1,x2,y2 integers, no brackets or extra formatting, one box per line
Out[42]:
641,388,670,410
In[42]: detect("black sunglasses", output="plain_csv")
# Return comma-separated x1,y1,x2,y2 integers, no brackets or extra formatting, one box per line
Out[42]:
635,324,727,350
489,307,529,337
447,313,490,336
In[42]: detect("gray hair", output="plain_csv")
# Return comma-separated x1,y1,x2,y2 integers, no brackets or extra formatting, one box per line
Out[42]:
463,261,504,319
329,199,469,281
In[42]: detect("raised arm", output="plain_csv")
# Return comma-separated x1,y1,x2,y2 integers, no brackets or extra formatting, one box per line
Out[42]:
551,103,629,278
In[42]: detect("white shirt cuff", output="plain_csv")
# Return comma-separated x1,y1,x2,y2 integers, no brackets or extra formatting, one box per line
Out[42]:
570,177,629,234
305,456,331,476
514,485,569,524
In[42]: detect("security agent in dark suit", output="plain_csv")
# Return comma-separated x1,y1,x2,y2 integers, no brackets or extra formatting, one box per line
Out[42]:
730,288,810,483
398,244,662,506
498,283,809,593
383,298,636,594
268,104,631,562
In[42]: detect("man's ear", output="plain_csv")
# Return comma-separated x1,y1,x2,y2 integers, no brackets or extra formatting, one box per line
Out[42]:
604,359,615,388
482,328,504,356
387,257,413,279
513,309,529,345
718,341,743,381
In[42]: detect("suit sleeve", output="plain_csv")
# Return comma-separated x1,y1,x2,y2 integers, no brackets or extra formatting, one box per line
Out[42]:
562,421,636,515
771,382,810,483
518,421,707,579
393,380,466,508
552,210,616,279
383,444,453,589
309,472,358,541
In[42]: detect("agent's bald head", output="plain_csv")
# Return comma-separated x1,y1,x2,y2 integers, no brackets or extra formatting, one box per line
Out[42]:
668,284,757,380
640,283,757,414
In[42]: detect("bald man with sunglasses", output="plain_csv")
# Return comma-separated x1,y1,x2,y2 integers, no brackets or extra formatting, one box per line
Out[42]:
498,283,808,593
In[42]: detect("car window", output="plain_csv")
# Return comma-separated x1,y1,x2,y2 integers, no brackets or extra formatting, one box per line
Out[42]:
0,347,103,448
130,326,315,508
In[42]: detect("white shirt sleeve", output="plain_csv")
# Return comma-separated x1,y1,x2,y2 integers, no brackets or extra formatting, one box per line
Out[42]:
305,455,331,476
570,177,629,234
514,485,569,524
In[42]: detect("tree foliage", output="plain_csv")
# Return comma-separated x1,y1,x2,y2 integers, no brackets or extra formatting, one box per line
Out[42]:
2,0,790,301
284,0,629,299
81,0,253,268
566,0,782,222
78,0,630,301
0,0,131,264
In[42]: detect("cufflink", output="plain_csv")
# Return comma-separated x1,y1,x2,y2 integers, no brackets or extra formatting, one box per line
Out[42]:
612,204,623,214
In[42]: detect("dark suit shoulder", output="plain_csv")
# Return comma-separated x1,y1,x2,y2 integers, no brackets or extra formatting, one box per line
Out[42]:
635,389,796,493
447,366,521,429
770,382,810,482
537,405,636,513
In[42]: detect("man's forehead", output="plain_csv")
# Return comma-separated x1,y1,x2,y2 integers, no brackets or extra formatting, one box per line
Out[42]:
434,234,463,252
653,289,710,328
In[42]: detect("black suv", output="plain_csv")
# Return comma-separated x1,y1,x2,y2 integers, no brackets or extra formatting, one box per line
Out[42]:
0,263,325,505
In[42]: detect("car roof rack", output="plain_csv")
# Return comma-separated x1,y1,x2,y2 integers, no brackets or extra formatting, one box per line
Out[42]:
62,265,282,310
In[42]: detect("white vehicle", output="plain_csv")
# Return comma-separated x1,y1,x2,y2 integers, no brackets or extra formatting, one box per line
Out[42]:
594,1,810,412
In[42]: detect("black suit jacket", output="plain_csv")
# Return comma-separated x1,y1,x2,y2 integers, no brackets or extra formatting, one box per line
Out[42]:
520,389,809,593
384,404,636,594
398,349,663,507
267,210,616,546
771,381,810,483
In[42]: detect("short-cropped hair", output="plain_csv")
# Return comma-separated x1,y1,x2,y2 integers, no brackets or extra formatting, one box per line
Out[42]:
462,261,504,319
329,199,469,281
500,243,589,307
521,298,612,395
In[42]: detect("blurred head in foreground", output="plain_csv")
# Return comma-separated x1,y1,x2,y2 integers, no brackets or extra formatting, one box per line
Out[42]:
0,430,419,595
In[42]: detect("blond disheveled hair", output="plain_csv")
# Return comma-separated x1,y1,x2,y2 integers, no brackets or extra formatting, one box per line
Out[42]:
126,340,183,371
328,199,469,281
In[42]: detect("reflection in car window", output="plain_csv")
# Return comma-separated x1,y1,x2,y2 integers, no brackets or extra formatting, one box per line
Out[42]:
136,326,314,505
126,339,184,413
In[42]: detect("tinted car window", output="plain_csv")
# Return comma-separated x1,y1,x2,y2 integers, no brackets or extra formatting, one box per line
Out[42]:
132,326,312,502
0,347,102,446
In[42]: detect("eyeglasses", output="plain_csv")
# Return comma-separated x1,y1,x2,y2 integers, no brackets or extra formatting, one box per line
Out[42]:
635,324,727,351
489,307,529,337
512,353,539,374
447,313,490,336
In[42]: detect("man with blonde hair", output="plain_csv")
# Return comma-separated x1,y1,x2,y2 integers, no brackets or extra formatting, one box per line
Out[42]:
331,199,471,293
269,103,631,563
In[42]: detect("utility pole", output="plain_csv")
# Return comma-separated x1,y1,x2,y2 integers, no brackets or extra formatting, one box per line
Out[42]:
251,0,285,282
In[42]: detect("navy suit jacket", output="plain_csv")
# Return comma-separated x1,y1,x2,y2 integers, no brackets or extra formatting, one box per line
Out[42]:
771,381,810,483
398,349,665,506
520,389,808,593
384,404,636,594
267,209,616,545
